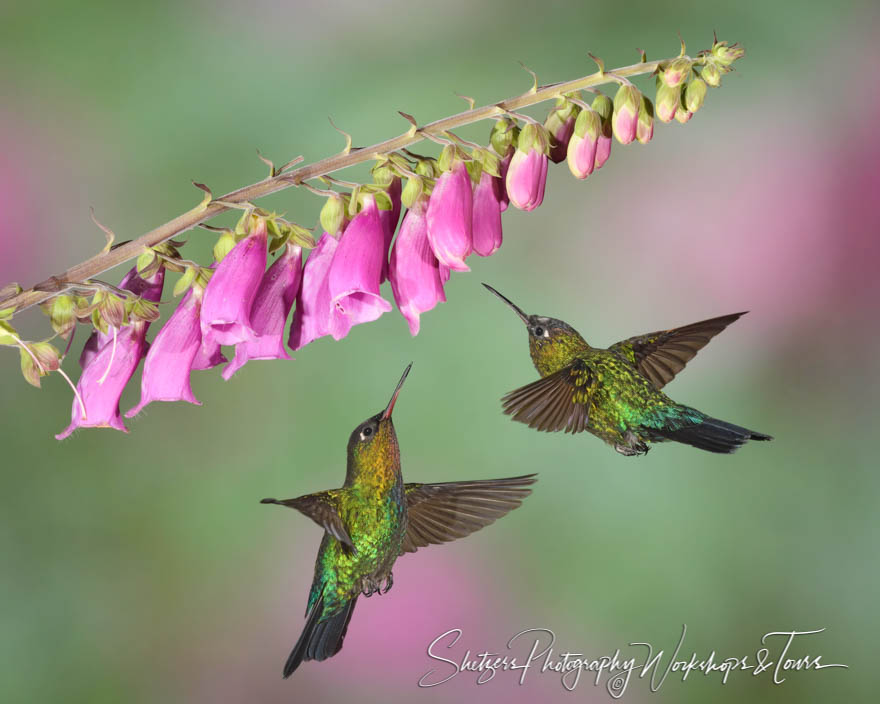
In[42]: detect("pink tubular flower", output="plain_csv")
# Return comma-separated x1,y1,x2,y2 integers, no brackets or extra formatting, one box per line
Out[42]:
472,170,503,257
388,196,446,335
58,267,165,439
288,233,338,350
611,85,640,145
126,287,205,416
426,159,474,272
379,177,402,282
566,108,601,180
200,218,268,346
327,196,392,340
222,242,303,379
57,323,149,439
505,124,549,212
497,150,513,212
191,337,227,370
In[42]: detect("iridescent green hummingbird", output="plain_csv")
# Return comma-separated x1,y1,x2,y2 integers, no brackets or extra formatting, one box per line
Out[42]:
483,285,772,455
261,363,536,678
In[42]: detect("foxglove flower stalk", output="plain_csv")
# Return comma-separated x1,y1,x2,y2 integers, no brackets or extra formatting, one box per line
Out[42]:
472,170,503,256
56,267,164,438
289,233,339,350
388,196,446,335
566,108,601,179
327,196,393,340
126,286,205,415
200,218,268,346
611,84,640,145
426,157,474,271
505,123,549,212
223,242,303,379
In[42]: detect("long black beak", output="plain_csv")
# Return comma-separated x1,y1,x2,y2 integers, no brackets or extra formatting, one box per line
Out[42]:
482,283,528,324
381,363,412,420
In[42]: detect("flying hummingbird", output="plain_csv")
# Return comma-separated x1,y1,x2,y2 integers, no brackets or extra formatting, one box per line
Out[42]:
483,285,772,456
261,364,536,678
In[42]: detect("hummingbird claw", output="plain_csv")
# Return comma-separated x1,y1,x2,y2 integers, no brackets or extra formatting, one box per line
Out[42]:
381,573,394,594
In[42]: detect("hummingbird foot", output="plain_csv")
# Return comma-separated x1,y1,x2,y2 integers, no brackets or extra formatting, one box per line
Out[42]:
614,432,650,457
380,573,394,595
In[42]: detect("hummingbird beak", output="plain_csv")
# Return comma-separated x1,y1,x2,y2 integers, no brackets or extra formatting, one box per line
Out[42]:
381,363,412,420
482,283,528,324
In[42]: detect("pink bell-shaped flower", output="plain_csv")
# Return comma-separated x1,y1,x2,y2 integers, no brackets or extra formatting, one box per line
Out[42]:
126,286,205,416
505,124,549,212
327,196,392,340
200,218,268,346
379,176,401,283
426,158,473,272
472,170,503,257
223,242,303,379
388,196,446,335
288,233,339,350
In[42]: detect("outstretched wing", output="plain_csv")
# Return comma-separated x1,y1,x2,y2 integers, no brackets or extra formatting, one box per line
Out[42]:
501,360,592,434
260,491,355,551
400,474,537,554
609,312,746,389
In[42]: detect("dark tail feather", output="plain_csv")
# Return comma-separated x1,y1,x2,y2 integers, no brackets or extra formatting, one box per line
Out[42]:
283,595,357,678
660,415,772,454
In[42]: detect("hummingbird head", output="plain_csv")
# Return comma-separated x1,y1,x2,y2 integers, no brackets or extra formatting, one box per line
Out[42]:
483,283,587,375
346,364,412,477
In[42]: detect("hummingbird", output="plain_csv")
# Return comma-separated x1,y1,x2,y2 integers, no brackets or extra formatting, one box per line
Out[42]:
483,284,772,456
261,363,536,678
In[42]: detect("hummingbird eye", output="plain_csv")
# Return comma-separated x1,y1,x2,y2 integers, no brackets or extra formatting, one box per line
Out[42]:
532,325,549,338
359,424,375,441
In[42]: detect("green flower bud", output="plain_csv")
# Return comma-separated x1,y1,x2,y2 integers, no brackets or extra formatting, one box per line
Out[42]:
401,175,424,208
683,77,707,113
655,81,680,123
591,93,613,123
490,117,519,157
636,95,654,145
320,193,346,235
612,84,640,145
371,162,395,186
415,158,439,179
712,40,745,66
41,294,77,339
701,61,722,88
662,58,692,87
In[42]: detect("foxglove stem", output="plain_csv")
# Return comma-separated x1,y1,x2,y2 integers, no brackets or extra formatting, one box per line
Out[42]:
2,45,737,317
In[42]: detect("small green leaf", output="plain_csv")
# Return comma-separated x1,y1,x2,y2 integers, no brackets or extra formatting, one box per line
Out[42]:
0,307,15,320
0,320,19,346
137,249,156,274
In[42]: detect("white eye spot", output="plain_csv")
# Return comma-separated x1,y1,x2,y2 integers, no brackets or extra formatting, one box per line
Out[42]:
360,425,374,441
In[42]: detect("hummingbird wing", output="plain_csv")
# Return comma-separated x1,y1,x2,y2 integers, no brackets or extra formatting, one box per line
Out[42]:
501,360,592,433
608,312,747,389
400,474,537,554
260,491,356,552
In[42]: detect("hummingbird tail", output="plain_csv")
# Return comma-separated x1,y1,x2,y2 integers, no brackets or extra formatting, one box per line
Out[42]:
658,413,772,454
282,595,358,678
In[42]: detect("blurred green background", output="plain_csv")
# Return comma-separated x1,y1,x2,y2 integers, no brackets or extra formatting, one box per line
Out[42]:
1,0,876,702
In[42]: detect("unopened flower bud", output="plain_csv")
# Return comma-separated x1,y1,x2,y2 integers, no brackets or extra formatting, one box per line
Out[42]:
675,107,693,124
712,41,745,66
701,61,722,87
683,77,707,114
320,193,346,236
662,58,692,87
544,98,579,163
612,84,640,145
655,82,680,123
490,117,519,158
566,108,600,179
636,95,654,144
591,94,613,169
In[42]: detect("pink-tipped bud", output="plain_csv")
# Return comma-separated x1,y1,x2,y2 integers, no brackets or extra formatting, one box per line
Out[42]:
200,218,268,346
661,58,692,88
611,84,640,145
544,98,579,164
388,196,447,336
636,95,655,145
327,196,393,341
426,157,474,271
505,123,549,211
591,94,614,170
222,242,303,379
288,233,339,350
566,108,600,179
472,170,503,257
655,81,681,123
